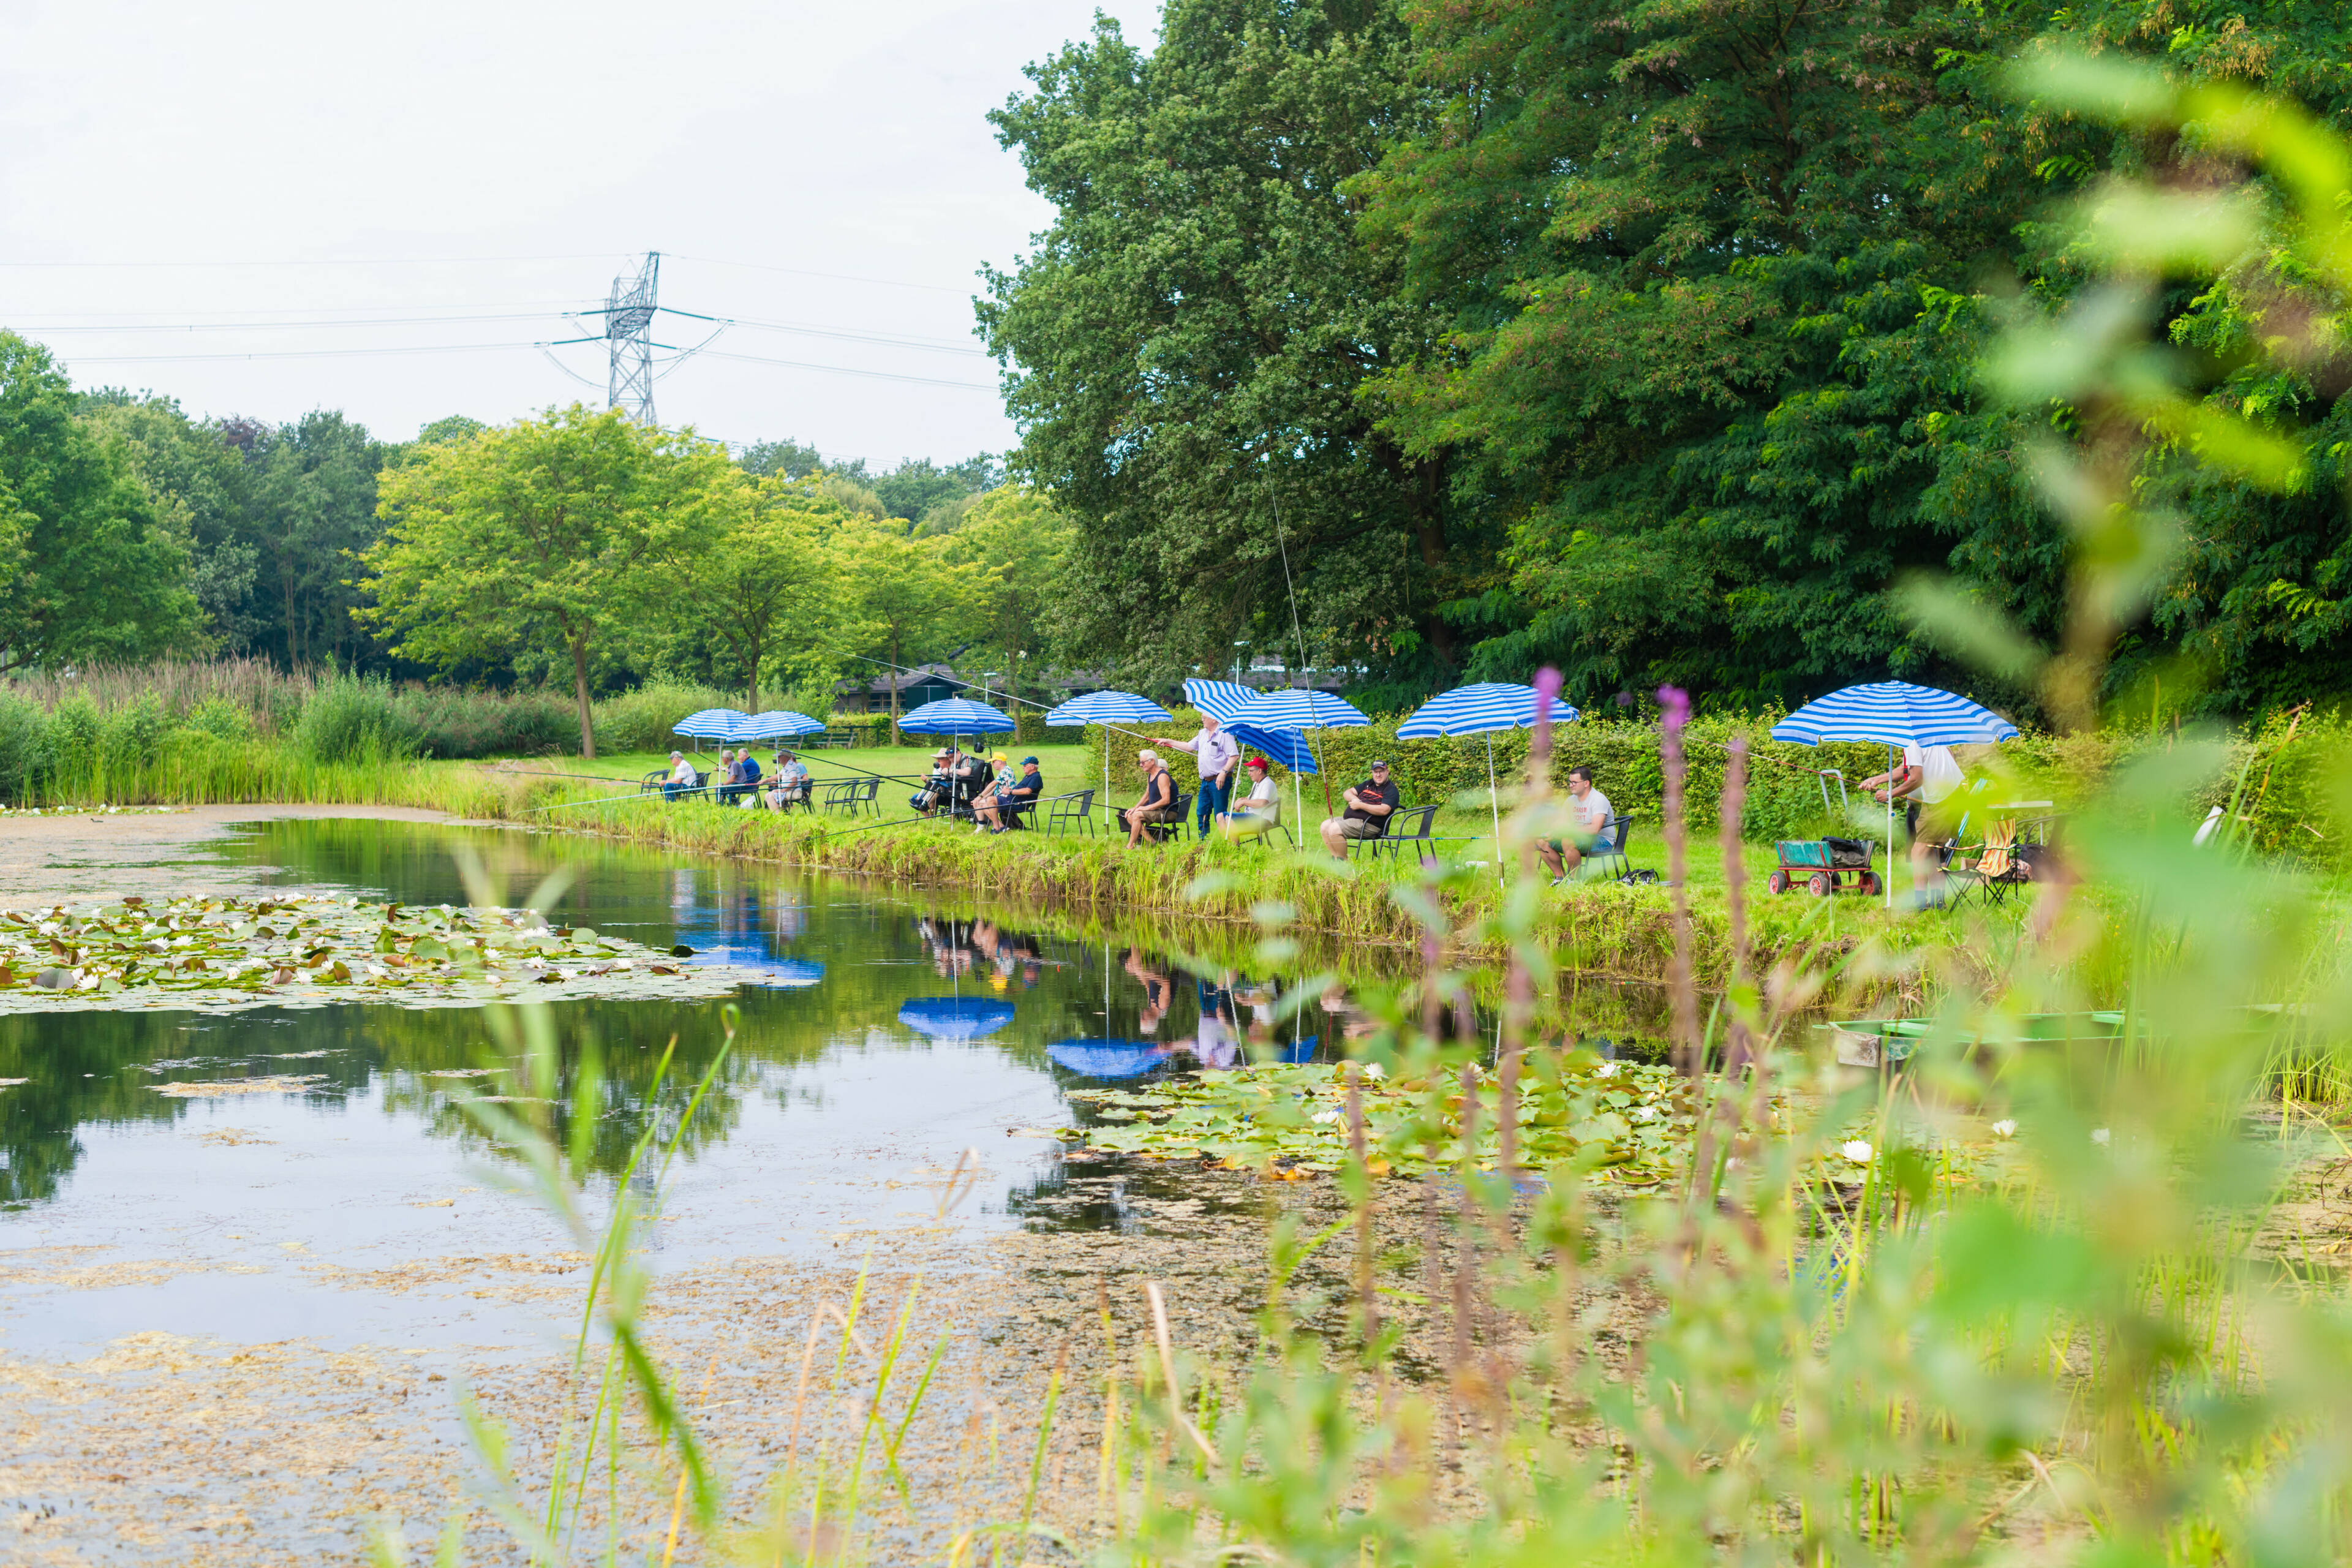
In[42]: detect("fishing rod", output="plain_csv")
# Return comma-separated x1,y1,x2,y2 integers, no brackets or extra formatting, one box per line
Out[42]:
848,654,1164,745
523,790,661,814
475,766,646,786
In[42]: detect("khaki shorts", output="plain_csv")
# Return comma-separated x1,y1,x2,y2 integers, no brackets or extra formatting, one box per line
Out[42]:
1120,804,1178,827
1332,819,1384,841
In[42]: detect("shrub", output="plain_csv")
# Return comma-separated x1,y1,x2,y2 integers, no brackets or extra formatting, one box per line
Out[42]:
292,674,420,765
393,685,576,758
186,697,257,742
592,681,735,755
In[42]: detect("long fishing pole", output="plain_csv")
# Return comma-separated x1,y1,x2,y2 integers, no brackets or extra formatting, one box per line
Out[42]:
849,653,1170,825
474,766,646,786
524,790,663,814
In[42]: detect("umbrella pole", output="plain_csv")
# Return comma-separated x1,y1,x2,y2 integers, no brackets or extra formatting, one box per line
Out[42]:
1486,731,1502,884
1886,744,1896,911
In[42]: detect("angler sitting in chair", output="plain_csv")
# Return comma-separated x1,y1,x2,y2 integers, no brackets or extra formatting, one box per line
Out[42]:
911,748,958,816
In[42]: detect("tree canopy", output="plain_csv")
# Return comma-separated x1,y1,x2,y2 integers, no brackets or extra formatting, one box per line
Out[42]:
979,0,2352,718
0,336,202,673
363,406,729,756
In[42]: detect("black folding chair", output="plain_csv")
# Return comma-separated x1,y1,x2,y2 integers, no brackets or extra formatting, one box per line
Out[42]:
1126,791,1191,843
1583,814,1657,884
1362,804,1438,861
1041,789,1096,836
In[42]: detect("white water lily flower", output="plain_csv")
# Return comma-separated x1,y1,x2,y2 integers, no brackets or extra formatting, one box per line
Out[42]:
2091,1128,2111,1146
1594,1060,1620,1078
1310,1109,1343,1125
1991,1119,2018,1138
75,971,97,990
614,959,634,971
1841,1140,1874,1164
1634,1106,1659,1123
1361,1061,1385,1080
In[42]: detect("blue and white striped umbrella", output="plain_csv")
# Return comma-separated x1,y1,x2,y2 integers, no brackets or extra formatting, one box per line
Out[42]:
730,709,827,742
1395,682,1580,737
1769,682,2018,747
1770,682,2015,907
1047,1039,1172,1080
1049,692,1177,829
897,697,1017,735
899,996,1016,1040
1043,690,1173,726
1231,688,1371,731
1395,683,1577,882
674,708,748,742
1180,680,1322,774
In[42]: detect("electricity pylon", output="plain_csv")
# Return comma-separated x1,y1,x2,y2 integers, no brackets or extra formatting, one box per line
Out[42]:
542,251,727,423
603,252,660,424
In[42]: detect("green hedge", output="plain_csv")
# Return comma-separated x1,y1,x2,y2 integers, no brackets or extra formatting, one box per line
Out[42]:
1084,707,2352,865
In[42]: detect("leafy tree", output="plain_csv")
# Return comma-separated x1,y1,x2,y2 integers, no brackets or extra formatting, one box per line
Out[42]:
413,415,487,448
1348,0,2084,709
737,439,832,481
363,405,725,756
656,477,851,712
872,456,1002,526
236,411,391,670
980,0,1473,690
941,486,1074,713
81,390,259,651
0,336,202,672
836,519,978,742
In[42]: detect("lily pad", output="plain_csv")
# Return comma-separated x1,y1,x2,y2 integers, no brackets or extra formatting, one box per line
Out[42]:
1064,1055,1706,1183
0,893,756,1016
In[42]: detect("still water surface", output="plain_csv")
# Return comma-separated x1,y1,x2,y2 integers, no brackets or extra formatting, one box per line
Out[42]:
0,818,1339,1359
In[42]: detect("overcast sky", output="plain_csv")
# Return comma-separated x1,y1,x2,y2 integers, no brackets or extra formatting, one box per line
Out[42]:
0,0,1158,468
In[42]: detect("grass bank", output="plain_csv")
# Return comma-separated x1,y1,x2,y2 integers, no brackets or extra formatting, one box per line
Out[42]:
8,737,2034,1001
483,761,1989,1000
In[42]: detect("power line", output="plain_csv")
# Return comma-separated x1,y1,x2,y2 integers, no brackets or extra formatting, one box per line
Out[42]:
12,310,582,334
698,348,993,391
670,252,970,295
2,296,594,323
63,341,544,364
9,309,987,356
0,252,614,270
60,339,994,390
0,249,979,296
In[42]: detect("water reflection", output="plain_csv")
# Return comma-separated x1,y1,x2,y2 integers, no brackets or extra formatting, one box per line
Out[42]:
0,817,1336,1215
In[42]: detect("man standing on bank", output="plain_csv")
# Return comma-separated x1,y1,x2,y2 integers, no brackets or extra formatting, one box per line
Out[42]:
1155,713,1240,840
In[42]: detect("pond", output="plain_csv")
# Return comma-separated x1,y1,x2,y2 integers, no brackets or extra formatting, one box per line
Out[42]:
0,816,1352,1363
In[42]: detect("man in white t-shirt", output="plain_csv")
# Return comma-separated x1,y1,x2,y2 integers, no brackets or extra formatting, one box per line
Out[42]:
1864,743,1966,887
1537,765,1617,882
